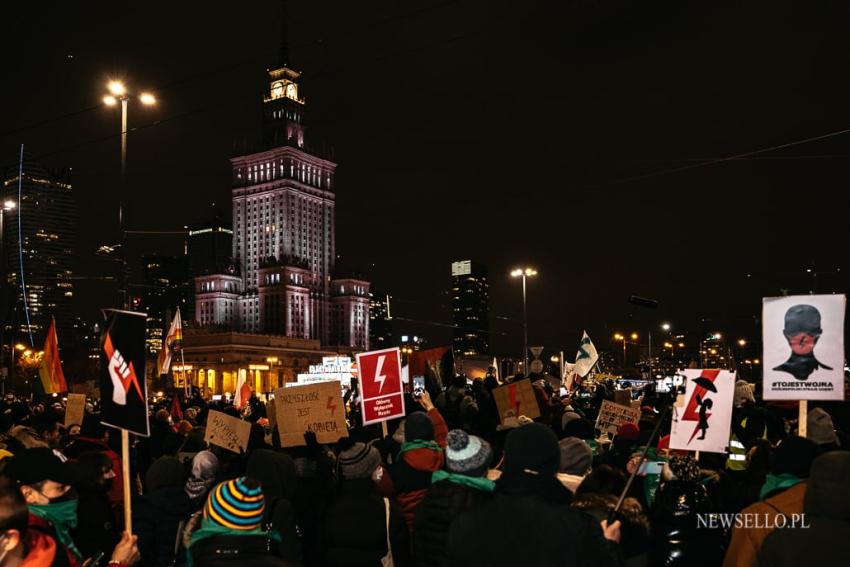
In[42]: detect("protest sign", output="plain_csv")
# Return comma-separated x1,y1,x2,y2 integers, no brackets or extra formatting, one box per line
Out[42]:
357,347,405,426
614,388,632,407
762,294,846,400
64,393,86,428
204,410,251,454
595,400,640,434
99,309,150,437
273,380,348,447
493,380,541,424
670,369,735,454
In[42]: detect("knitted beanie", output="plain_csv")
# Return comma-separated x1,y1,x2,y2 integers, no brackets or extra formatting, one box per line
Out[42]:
445,430,492,477
558,437,592,476
734,380,756,407
338,441,382,480
503,422,560,476
772,436,819,478
807,408,838,446
667,455,700,483
617,422,640,442
404,411,434,442
204,477,265,530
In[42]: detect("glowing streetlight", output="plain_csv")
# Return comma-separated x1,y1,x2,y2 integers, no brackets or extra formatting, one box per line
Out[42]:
101,78,157,308
511,266,538,373
661,323,671,331
737,339,747,347
630,332,639,340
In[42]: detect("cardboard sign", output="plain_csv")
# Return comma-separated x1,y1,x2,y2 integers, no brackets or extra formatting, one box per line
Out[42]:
595,400,640,434
762,294,846,400
64,393,86,428
493,380,542,424
670,369,735,454
273,380,348,447
356,348,406,426
99,309,151,437
204,410,251,454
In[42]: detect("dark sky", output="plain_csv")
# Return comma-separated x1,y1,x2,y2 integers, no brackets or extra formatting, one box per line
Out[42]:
2,0,848,358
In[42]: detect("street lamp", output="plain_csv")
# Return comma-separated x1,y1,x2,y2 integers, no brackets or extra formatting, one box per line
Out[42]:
511,267,537,374
0,200,16,395
614,333,638,371
661,323,671,331
102,79,156,308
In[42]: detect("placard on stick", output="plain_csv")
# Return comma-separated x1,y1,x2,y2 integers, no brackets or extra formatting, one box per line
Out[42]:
64,393,86,428
273,380,348,447
595,400,640,434
204,410,251,454
492,380,542,424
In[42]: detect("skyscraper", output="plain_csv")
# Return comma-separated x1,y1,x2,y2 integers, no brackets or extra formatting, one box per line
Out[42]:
369,290,393,350
451,260,489,356
2,153,76,349
188,209,233,278
195,48,369,349
140,255,190,356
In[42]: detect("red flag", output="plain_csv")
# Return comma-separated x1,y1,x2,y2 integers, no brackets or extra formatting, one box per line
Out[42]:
170,395,183,422
38,319,67,394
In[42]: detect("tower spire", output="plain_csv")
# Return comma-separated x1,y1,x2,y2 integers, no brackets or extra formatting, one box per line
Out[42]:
279,0,290,68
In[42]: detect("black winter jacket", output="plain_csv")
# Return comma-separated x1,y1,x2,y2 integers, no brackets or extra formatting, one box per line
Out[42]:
189,534,296,567
413,478,492,567
446,471,622,567
321,478,411,567
134,486,196,567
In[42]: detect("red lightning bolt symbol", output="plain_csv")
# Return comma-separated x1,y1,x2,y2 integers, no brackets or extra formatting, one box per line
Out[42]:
104,333,143,403
681,369,720,444
326,396,337,417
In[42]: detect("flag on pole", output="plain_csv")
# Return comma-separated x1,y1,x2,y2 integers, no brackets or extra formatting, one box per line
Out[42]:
38,319,67,394
234,371,251,410
574,331,599,378
156,308,183,376
492,356,500,382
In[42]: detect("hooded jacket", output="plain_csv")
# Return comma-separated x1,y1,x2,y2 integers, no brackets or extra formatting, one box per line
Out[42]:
758,451,850,565
376,408,448,528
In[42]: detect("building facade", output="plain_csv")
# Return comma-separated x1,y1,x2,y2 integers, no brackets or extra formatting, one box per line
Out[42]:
194,55,369,349
451,260,489,356
178,328,340,395
2,155,76,349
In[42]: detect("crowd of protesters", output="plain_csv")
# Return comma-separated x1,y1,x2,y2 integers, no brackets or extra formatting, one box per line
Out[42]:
1,368,849,566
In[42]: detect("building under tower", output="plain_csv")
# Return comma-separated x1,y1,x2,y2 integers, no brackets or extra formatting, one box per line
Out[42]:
194,47,369,350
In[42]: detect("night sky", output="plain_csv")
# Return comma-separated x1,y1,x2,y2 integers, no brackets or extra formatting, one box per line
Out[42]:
2,0,848,358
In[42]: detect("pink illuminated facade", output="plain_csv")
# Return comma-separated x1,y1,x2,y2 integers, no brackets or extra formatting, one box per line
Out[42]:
194,57,369,349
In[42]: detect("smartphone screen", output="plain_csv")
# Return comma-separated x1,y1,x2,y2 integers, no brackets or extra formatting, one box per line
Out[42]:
413,376,425,395
639,460,663,475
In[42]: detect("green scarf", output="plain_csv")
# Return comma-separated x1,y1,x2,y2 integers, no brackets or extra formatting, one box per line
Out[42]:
187,517,281,567
29,500,82,560
432,470,495,492
760,473,802,501
397,440,442,462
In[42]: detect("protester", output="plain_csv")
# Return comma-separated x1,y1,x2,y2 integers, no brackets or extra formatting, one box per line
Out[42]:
134,457,194,567
759,451,850,565
376,390,448,529
322,439,410,566
446,423,622,566
806,407,840,452
722,435,819,567
413,429,494,566
184,450,219,508
244,449,301,563
70,451,120,560
556,437,593,493
186,477,288,566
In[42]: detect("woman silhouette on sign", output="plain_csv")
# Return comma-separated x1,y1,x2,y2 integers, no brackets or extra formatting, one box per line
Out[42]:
695,394,713,440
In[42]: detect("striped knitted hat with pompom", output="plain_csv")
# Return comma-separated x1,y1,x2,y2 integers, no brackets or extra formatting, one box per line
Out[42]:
204,477,265,530
445,429,492,477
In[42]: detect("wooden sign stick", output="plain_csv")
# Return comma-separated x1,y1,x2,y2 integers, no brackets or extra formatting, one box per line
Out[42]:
122,429,132,535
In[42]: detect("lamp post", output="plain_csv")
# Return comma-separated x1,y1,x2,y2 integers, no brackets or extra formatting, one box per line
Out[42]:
0,200,16,394
102,80,156,308
614,333,639,372
511,267,537,374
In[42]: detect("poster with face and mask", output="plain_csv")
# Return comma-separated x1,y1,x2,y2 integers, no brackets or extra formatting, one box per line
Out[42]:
763,295,846,400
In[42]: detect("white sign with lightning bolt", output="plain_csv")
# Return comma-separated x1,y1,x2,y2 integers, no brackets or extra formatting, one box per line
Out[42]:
374,355,388,393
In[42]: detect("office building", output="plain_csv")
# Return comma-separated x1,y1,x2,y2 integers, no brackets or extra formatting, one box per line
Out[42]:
451,260,489,355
